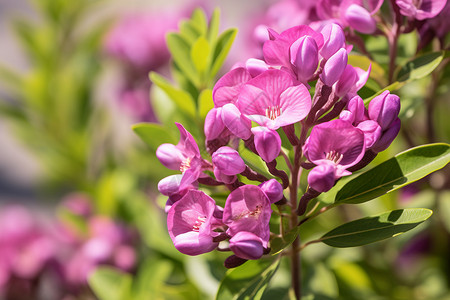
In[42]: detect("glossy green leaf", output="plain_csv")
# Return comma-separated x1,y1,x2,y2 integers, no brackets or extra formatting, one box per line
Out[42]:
396,51,444,82
88,267,132,300
270,226,299,255
216,257,280,300
150,72,196,117
239,144,273,179
132,122,177,151
166,33,200,87
320,208,432,247
335,143,450,204
191,36,210,73
198,89,214,118
179,20,201,45
363,81,406,103
209,28,237,79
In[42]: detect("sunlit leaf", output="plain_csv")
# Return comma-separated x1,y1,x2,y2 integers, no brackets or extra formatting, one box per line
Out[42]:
191,36,211,73
198,89,214,118
209,28,237,79
335,143,450,204
166,33,200,87
216,256,280,300
150,72,197,117
88,267,132,300
320,208,432,247
132,122,177,151
396,51,444,82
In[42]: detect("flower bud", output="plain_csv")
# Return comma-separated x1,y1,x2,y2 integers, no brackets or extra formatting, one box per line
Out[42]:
372,118,401,152
156,144,184,170
158,175,183,196
204,108,224,141
320,23,345,60
368,91,401,130
290,36,318,82
229,231,264,260
307,164,336,193
251,127,281,162
347,95,367,124
344,4,377,34
245,58,269,77
212,146,246,176
339,110,355,123
259,179,284,203
335,65,357,97
320,48,348,86
356,120,382,149
221,103,252,140
213,167,236,184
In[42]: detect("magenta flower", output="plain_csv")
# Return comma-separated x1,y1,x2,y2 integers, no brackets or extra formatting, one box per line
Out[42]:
223,185,272,247
334,64,372,98
315,0,383,33
396,0,447,20
229,231,265,260
368,91,401,131
212,147,246,176
251,126,282,162
263,25,324,81
213,67,253,108
259,179,284,203
237,69,311,130
320,48,348,86
305,119,366,191
157,123,204,194
320,23,346,60
167,190,220,255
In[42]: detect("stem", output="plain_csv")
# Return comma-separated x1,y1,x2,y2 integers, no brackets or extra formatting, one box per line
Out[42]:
290,151,301,299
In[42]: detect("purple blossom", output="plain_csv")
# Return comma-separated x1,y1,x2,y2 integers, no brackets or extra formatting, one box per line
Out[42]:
157,123,204,194
237,69,311,130
305,119,366,191
259,179,284,203
320,23,346,59
212,147,246,176
167,190,220,255
321,48,348,86
251,126,282,162
263,25,324,79
229,231,265,260
396,0,447,20
223,185,272,247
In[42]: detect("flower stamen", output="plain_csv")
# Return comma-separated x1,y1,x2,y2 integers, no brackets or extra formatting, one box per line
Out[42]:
325,150,343,164
192,216,207,232
180,157,192,173
265,106,282,120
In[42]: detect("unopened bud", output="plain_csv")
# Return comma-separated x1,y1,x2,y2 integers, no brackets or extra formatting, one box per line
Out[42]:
320,23,345,60
212,146,246,176
368,91,401,130
321,48,348,86
290,36,318,82
344,4,377,34
259,179,284,203
251,127,281,162
229,231,264,260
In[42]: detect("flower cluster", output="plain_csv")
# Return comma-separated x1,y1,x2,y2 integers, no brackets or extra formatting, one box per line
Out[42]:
156,23,401,266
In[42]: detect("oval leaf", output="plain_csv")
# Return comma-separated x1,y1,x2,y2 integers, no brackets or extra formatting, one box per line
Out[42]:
216,257,280,300
396,51,444,82
88,267,132,300
320,208,432,247
209,28,237,79
191,36,210,73
132,122,177,151
335,143,450,204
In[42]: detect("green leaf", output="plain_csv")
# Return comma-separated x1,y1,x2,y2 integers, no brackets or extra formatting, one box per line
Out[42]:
348,55,386,86
320,208,433,247
198,89,214,118
335,143,450,204
396,51,444,82
239,144,273,179
209,28,237,79
207,8,221,44
216,257,280,300
88,267,132,300
132,122,177,151
270,226,299,255
150,72,196,117
178,20,201,45
190,8,208,35
166,33,200,87
191,36,211,73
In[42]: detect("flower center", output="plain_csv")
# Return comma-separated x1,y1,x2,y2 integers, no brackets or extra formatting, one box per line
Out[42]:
192,216,207,232
265,106,282,120
325,150,343,164
232,205,262,221
180,157,192,173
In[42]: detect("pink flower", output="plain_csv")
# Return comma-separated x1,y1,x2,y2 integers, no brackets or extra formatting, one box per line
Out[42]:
237,69,311,130
157,123,204,194
167,190,221,255
396,0,447,20
305,119,366,191
223,185,272,247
